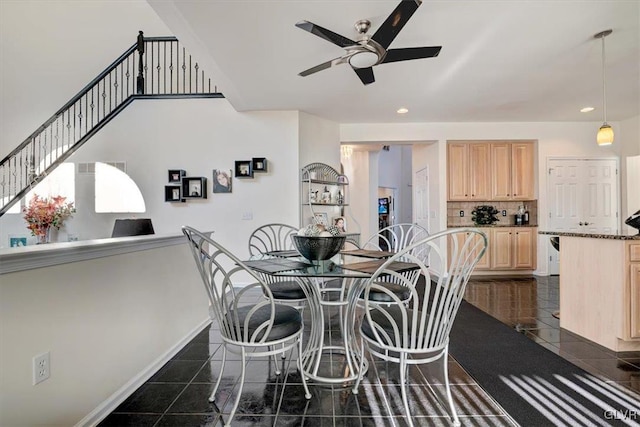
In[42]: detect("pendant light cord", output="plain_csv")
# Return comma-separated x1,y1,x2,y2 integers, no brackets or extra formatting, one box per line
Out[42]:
601,34,607,124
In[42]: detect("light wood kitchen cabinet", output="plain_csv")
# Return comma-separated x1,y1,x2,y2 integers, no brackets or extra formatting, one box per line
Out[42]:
630,244,640,339
448,227,536,272
491,228,513,269
513,228,536,269
447,229,490,270
489,227,537,270
559,236,640,352
490,142,535,201
447,143,490,201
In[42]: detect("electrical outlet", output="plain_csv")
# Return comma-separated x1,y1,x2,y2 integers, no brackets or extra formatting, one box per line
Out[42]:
241,211,253,220
502,210,507,216
33,351,50,385
459,210,464,217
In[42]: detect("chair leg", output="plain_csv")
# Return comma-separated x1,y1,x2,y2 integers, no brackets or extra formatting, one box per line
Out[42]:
442,349,461,426
399,354,414,427
269,346,282,375
209,346,227,402
281,342,287,359
351,337,366,394
225,348,247,427
298,335,312,399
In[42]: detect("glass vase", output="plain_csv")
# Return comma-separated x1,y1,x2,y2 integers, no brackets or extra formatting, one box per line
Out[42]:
36,228,51,244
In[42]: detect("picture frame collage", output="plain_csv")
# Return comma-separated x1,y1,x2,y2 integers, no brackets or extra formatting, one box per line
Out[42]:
164,159,267,202
165,169,207,202
235,158,268,179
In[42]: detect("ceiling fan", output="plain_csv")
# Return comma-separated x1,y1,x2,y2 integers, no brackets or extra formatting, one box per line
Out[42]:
295,0,441,85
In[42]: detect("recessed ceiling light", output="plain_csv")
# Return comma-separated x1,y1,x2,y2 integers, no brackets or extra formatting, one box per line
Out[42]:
397,107,409,114
580,107,595,113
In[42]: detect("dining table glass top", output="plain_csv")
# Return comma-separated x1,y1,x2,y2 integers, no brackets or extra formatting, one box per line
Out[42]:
243,252,417,278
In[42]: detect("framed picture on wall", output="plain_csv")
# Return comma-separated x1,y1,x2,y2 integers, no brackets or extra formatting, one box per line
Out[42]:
182,177,207,199
212,169,232,193
252,158,267,172
168,169,186,183
164,185,184,202
235,161,253,178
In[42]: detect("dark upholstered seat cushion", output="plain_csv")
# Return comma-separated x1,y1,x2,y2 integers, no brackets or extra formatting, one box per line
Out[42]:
265,280,306,300
360,306,420,347
361,281,412,302
230,304,302,341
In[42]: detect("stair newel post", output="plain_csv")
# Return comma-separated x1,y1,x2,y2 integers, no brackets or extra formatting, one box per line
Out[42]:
136,31,145,94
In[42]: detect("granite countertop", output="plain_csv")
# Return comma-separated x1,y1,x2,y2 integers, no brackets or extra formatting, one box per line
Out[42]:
538,230,640,240
448,224,538,228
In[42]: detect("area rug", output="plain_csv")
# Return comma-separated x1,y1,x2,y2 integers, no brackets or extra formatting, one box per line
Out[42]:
450,301,640,427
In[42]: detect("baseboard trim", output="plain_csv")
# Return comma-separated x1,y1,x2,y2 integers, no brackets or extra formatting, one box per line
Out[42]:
76,318,211,427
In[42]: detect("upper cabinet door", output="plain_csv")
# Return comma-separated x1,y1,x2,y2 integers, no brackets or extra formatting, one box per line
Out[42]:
490,143,512,200
511,143,535,200
447,143,469,201
468,143,491,200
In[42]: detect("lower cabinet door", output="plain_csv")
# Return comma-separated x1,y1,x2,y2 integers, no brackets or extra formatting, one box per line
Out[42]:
513,228,536,269
631,264,640,339
491,228,513,269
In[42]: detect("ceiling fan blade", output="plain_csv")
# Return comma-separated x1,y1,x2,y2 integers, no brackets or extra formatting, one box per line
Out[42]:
299,57,346,77
381,46,441,63
295,20,357,48
353,66,375,85
371,0,422,49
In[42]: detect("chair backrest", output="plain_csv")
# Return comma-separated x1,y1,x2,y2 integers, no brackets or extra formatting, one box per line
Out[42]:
362,223,429,253
349,228,487,352
182,226,280,344
362,223,430,267
248,223,298,255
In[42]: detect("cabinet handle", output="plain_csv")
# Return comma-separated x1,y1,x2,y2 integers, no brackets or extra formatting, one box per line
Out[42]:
584,222,590,226
579,222,584,226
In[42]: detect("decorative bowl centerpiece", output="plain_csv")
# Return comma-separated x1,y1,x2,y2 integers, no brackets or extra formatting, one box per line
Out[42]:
292,224,346,261
625,209,640,235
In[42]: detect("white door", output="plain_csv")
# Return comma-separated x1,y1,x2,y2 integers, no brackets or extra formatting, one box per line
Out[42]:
547,158,618,274
414,167,429,231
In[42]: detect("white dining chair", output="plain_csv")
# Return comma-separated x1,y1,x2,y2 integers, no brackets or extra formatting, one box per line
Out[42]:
347,228,488,427
182,226,310,426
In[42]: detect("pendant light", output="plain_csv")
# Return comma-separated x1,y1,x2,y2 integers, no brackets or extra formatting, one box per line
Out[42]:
594,29,613,146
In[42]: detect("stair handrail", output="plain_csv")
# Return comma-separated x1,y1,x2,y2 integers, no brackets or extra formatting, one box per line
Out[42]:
0,31,220,216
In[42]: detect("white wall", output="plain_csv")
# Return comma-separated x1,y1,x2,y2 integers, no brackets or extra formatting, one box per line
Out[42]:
298,111,341,172
0,242,209,426
619,115,640,226
0,99,302,258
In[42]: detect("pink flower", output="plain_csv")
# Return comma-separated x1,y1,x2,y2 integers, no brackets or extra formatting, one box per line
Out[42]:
22,195,75,236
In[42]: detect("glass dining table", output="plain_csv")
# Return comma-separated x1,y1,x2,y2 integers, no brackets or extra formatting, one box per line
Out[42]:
243,250,417,386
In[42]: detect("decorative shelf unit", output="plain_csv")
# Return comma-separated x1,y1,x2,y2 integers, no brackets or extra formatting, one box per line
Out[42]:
300,162,359,244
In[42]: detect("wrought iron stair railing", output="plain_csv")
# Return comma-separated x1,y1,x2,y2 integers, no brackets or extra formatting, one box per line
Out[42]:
0,31,222,217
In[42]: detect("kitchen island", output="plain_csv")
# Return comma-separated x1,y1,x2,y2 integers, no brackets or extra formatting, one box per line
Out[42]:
539,231,640,352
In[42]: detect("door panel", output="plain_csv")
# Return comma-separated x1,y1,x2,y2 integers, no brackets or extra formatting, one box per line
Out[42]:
547,158,619,274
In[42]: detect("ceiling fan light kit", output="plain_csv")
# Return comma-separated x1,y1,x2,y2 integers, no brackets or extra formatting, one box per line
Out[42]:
594,29,614,146
295,0,441,85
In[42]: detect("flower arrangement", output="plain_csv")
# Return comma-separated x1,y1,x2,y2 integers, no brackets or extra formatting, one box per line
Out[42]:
23,195,75,240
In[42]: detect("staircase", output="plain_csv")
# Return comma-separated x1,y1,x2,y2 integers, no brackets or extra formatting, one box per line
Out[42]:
0,31,222,217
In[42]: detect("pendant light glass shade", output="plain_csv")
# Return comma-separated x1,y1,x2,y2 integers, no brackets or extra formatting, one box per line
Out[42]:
595,29,614,146
597,124,614,146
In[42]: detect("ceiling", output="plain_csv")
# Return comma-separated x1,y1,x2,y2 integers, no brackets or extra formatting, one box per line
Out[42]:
148,0,639,124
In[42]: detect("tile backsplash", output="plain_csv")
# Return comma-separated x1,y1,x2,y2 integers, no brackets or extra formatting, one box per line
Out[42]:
447,200,538,226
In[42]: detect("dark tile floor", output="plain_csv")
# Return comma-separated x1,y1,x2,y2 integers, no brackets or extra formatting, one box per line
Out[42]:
99,275,640,426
